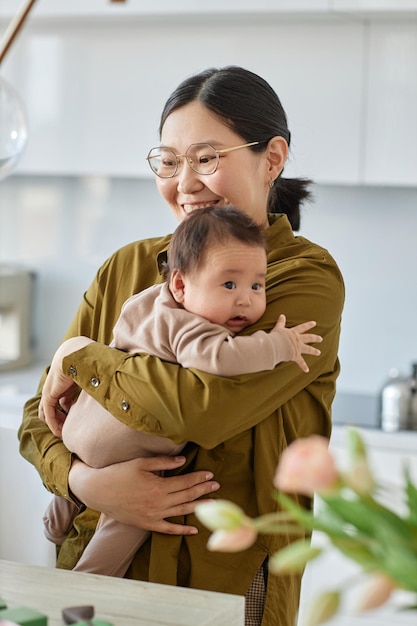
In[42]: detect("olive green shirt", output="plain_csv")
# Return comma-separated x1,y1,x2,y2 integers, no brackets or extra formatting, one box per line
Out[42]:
19,214,344,626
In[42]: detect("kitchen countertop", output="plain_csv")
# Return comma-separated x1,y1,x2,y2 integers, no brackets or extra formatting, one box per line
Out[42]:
330,422,417,453
0,559,244,626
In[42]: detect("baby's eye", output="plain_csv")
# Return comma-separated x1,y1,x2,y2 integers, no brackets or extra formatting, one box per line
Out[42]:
224,281,236,290
252,283,263,291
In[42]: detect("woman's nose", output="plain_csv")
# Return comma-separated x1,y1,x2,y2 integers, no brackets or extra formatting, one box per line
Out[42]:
176,161,204,194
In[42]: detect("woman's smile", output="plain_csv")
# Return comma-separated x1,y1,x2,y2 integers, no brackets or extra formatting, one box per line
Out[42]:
181,200,221,215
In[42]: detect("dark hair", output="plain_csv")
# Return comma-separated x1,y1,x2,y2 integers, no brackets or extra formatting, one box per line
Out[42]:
159,66,312,231
166,206,267,277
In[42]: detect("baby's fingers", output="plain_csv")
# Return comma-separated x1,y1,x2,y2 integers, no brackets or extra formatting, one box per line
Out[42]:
302,345,321,357
292,320,317,333
293,355,310,373
301,332,323,346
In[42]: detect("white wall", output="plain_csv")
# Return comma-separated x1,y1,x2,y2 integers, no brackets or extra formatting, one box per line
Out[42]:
299,184,417,394
1,174,416,396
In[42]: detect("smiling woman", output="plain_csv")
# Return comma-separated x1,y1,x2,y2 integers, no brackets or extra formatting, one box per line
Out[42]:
18,66,344,626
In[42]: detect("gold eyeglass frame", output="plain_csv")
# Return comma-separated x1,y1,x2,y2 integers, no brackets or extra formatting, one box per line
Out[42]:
146,141,261,178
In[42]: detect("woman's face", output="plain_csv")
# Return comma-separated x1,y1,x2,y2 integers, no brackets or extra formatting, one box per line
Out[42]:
156,101,278,228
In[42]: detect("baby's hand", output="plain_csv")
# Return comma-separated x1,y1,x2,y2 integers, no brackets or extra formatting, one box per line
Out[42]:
272,314,322,373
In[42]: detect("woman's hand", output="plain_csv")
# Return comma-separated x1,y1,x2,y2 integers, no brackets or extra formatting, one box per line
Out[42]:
39,336,94,437
69,456,220,535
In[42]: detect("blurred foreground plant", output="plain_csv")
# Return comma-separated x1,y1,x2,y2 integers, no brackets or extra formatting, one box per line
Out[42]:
195,428,417,626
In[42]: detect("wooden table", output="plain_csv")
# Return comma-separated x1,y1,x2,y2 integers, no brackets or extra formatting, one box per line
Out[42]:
0,560,244,625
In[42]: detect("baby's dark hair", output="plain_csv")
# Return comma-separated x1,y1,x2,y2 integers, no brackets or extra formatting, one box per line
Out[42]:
166,207,267,277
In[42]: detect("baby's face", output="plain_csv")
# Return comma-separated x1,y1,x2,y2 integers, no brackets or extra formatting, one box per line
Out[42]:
175,240,267,333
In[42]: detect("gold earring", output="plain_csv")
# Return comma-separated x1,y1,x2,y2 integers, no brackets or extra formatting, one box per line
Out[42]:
269,179,275,189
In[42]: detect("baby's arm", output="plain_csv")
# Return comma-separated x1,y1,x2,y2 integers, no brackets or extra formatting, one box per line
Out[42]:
173,313,322,377
39,336,95,437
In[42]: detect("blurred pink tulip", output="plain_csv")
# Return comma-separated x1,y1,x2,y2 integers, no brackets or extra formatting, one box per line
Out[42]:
355,573,396,612
207,525,258,552
274,435,338,496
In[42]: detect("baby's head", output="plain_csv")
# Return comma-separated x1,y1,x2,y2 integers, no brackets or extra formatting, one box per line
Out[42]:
167,207,268,333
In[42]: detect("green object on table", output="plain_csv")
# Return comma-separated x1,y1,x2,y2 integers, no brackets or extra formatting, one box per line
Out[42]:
0,606,47,626
0,597,8,610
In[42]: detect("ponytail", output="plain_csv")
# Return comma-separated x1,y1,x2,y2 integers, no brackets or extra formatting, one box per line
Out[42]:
268,177,313,231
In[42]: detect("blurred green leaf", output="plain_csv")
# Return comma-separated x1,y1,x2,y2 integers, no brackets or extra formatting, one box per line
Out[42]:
276,493,316,531
381,543,417,591
323,494,415,543
303,590,340,626
330,535,381,571
269,539,322,574
346,427,368,462
405,466,417,527
253,511,305,535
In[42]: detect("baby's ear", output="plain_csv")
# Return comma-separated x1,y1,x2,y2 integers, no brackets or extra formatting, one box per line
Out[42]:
169,269,186,304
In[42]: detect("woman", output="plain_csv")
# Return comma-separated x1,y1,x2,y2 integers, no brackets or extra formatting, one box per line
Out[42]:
19,66,344,626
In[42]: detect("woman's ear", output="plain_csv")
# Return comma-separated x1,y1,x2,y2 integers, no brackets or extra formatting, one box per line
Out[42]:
266,136,288,181
169,268,186,304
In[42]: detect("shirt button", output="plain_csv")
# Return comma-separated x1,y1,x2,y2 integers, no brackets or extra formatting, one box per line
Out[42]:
121,400,129,411
69,365,77,376
90,377,100,387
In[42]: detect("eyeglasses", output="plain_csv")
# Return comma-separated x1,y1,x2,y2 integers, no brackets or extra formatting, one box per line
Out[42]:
146,141,262,178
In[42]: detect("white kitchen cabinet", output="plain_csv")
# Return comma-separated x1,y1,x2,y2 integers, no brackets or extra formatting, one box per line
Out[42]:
363,21,417,186
0,18,364,182
333,0,417,16
0,0,332,21
0,423,55,566
298,426,417,626
0,364,55,566
1,5,416,185
2,0,417,20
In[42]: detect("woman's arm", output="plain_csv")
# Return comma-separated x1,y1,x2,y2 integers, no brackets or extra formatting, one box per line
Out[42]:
38,337,94,437
68,456,219,532
59,250,344,449
18,234,344,524
21,382,220,532
18,240,220,529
